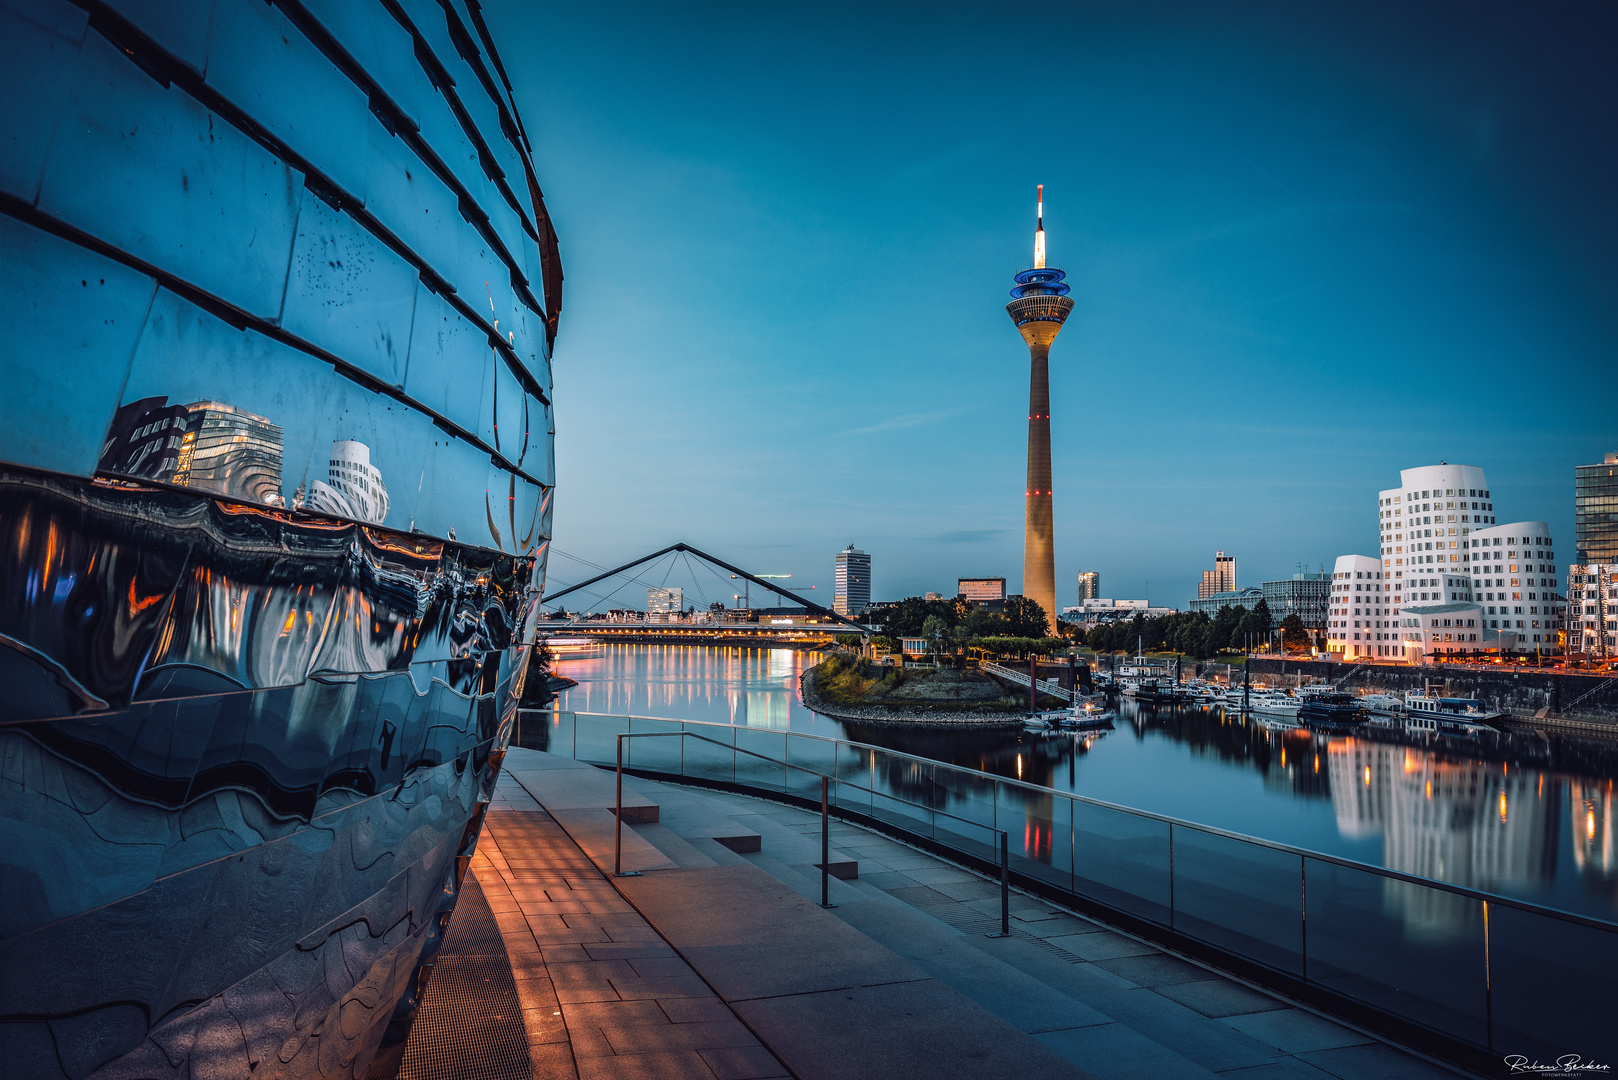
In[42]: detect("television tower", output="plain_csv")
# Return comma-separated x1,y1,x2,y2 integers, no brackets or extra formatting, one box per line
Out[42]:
1006,185,1074,635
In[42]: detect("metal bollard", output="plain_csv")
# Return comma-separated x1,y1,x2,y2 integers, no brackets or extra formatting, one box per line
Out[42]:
614,734,639,877
820,776,835,908
987,831,1011,937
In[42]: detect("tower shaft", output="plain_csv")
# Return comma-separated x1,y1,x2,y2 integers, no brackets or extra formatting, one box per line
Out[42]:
1024,341,1056,635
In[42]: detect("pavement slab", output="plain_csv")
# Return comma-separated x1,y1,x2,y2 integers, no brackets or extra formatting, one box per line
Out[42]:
734,979,1096,1080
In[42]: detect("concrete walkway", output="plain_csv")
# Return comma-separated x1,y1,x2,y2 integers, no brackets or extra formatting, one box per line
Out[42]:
477,748,1474,1080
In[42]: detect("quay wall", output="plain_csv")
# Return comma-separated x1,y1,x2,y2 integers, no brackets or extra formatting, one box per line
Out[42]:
1246,658,1618,727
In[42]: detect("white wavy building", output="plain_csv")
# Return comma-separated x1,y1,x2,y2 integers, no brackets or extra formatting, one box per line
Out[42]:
303,440,390,525
1330,463,1565,660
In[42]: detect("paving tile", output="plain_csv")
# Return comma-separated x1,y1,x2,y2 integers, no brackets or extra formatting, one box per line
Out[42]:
522,1004,571,1045
1296,1042,1460,1080
659,998,736,1025
550,959,637,985
564,1024,617,1058
583,941,678,961
560,999,669,1027
576,1049,719,1080
1092,952,1215,988
1222,1009,1377,1054
601,1018,757,1054
899,865,979,885
1045,930,1159,961
611,974,713,1000
855,869,917,890
735,979,1090,1080
627,956,699,979
1152,979,1290,1019
527,1039,580,1079
541,943,594,964
1032,1022,1221,1080
924,878,1002,901
697,1045,791,1080
883,884,957,907
1217,1060,1340,1080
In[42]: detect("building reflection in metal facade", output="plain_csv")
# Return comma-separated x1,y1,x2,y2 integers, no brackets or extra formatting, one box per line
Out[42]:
0,1,561,1077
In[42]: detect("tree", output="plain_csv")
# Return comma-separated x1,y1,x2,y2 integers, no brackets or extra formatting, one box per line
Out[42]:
1251,598,1274,631
1005,595,1049,639
920,614,949,657
1279,613,1311,653
880,596,959,636
870,634,900,654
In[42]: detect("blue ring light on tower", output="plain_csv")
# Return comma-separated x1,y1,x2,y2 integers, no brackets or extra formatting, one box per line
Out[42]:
1010,267,1072,299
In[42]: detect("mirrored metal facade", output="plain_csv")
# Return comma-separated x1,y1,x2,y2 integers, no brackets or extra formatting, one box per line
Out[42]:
0,0,559,1076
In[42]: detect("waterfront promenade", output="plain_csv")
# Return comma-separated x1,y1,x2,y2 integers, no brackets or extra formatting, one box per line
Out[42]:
403,746,1467,1080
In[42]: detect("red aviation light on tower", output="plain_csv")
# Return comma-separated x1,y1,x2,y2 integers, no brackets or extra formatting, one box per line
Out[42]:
1034,184,1046,269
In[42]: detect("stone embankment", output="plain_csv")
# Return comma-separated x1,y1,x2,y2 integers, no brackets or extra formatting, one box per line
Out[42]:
799,665,1025,730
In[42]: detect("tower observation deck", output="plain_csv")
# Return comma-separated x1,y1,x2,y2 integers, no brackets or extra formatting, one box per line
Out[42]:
1007,186,1075,635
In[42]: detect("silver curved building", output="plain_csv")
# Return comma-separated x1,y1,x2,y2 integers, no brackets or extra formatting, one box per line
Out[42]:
0,1,558,1077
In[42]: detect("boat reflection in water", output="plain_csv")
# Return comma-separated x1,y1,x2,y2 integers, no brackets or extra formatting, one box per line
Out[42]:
0,1,558,1076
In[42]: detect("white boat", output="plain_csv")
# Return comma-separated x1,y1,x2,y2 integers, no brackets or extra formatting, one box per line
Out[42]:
1359,693,1403,715
1036,693,1115,729
1403,689,1504,729
1245,690,1301,717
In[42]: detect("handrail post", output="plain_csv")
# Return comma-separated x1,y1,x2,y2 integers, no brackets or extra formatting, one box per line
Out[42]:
615,733,622,877
987,830,1010,937
820,776,835,909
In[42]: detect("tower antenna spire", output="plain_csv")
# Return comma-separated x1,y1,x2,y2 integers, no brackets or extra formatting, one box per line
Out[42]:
1034,184,1046,269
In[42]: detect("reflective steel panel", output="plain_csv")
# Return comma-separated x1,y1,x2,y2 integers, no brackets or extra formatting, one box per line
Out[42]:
0,1,560,1076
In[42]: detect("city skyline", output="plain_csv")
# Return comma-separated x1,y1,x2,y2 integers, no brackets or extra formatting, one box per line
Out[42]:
489,3,1617,607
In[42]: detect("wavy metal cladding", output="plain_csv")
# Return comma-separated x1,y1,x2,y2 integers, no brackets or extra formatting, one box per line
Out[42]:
0,0,559,1077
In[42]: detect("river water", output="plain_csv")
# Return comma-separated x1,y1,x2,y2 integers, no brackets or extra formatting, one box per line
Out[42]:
550,644,1618,923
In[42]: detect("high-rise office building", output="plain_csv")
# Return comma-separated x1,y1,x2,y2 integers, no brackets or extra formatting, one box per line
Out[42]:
1263,573,1329,630
173,401,286,507
1575,450,1618,564
958,577,1007,605
1076,571,1100,602
1198,552,1236,599
97,396,194,482
1005,186,1074,635
834,545,871,617
647,587,684,615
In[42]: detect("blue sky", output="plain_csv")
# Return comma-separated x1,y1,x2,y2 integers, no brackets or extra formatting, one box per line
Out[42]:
488,1,1617,612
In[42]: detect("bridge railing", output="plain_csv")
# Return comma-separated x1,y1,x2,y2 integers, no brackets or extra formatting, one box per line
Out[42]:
523,708,1618,1070
981,660,1074,702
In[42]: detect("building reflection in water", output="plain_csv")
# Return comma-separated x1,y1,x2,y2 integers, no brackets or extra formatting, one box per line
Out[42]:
1330,741,1558,932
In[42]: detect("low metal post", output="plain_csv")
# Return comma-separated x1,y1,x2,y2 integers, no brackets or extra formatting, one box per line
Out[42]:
820,776,835,909
988,831,1011,937
614,734,639,877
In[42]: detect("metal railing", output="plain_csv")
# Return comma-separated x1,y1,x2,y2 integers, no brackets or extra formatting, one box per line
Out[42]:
981,661,1074,702
536,709,1617,1067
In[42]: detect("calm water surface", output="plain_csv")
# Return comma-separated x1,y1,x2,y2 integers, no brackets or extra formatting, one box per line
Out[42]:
551,644,1618,922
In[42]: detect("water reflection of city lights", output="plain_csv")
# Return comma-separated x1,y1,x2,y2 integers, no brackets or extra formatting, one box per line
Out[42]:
1499,792,1508,824
1364,766,1372,787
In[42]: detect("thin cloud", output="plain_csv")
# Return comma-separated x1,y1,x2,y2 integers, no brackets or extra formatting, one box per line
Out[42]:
841,409,962,436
